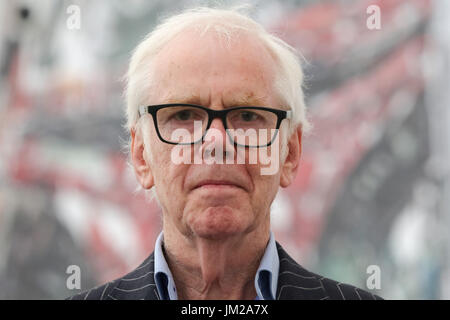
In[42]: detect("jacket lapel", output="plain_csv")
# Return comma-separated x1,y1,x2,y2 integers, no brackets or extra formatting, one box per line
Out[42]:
276,242,328,300
106,253,160,300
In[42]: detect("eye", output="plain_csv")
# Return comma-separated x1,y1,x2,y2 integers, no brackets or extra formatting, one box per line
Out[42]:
239,111,259,122
173,110,193,121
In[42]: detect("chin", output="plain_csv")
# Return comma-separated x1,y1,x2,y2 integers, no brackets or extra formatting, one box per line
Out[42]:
188,206,249,240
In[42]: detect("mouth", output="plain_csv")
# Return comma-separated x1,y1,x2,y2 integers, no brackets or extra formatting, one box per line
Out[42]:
194,180,244,190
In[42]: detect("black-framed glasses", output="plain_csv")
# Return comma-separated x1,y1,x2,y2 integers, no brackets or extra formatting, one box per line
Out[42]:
138,103,292,148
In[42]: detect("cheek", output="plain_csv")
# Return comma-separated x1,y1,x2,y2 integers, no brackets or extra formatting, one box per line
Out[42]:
152,150,191,209
151,148,180,187
247,164,280,206
142,130,178,190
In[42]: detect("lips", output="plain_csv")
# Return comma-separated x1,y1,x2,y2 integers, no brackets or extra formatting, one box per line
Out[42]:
194,180,243,190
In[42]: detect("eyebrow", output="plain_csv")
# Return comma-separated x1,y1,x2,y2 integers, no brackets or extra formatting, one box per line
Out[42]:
225,94,268,107
163,93,203,105
163,93,269,107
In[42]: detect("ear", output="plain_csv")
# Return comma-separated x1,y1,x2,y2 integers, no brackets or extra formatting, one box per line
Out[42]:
131,128,154,190
280,127,302,188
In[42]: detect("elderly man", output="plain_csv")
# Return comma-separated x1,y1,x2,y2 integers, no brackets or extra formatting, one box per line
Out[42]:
70,7,381,300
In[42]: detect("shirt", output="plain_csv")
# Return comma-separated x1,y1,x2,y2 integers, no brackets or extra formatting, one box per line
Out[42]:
153,231,279,300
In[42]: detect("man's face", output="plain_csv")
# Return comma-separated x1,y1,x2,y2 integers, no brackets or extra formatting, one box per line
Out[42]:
131,30,301,240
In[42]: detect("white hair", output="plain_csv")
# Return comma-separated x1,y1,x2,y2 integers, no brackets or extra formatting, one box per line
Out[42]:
125,5,311,134
123,6,311,202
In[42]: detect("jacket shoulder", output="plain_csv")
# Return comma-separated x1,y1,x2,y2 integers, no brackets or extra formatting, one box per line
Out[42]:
276,242,383,300
317,275,383,300
66,253,157,300
67,278,121,300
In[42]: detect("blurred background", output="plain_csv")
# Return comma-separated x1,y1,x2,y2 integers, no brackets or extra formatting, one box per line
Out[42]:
0,0,449,299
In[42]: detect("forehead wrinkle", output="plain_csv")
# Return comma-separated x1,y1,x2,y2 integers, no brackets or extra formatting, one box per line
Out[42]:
151,30,279,109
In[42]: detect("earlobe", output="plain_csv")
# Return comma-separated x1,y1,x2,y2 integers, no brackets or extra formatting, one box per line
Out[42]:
280,128,302,188
131,128,154,190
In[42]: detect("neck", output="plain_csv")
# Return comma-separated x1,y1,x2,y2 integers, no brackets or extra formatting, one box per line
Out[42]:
162,223,270,300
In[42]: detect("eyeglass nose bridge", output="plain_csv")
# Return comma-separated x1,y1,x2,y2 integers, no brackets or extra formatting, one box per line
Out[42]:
204,109,230,130
200,108,234,145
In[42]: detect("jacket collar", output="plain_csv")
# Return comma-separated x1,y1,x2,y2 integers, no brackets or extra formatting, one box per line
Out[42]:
275,242,327,300
107,241,326,300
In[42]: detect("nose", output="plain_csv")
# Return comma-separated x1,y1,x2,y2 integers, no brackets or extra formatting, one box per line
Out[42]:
208,117,226,132
201,118,235,162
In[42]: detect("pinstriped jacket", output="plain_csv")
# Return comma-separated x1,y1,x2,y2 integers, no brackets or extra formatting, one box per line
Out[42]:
68,242,382,300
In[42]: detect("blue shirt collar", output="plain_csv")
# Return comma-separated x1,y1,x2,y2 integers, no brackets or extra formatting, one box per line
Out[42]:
154,232,178,300
153,231,279,300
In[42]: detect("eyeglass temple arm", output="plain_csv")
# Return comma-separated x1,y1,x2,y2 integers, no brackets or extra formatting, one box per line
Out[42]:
285,110,293,119
138,106,148,117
